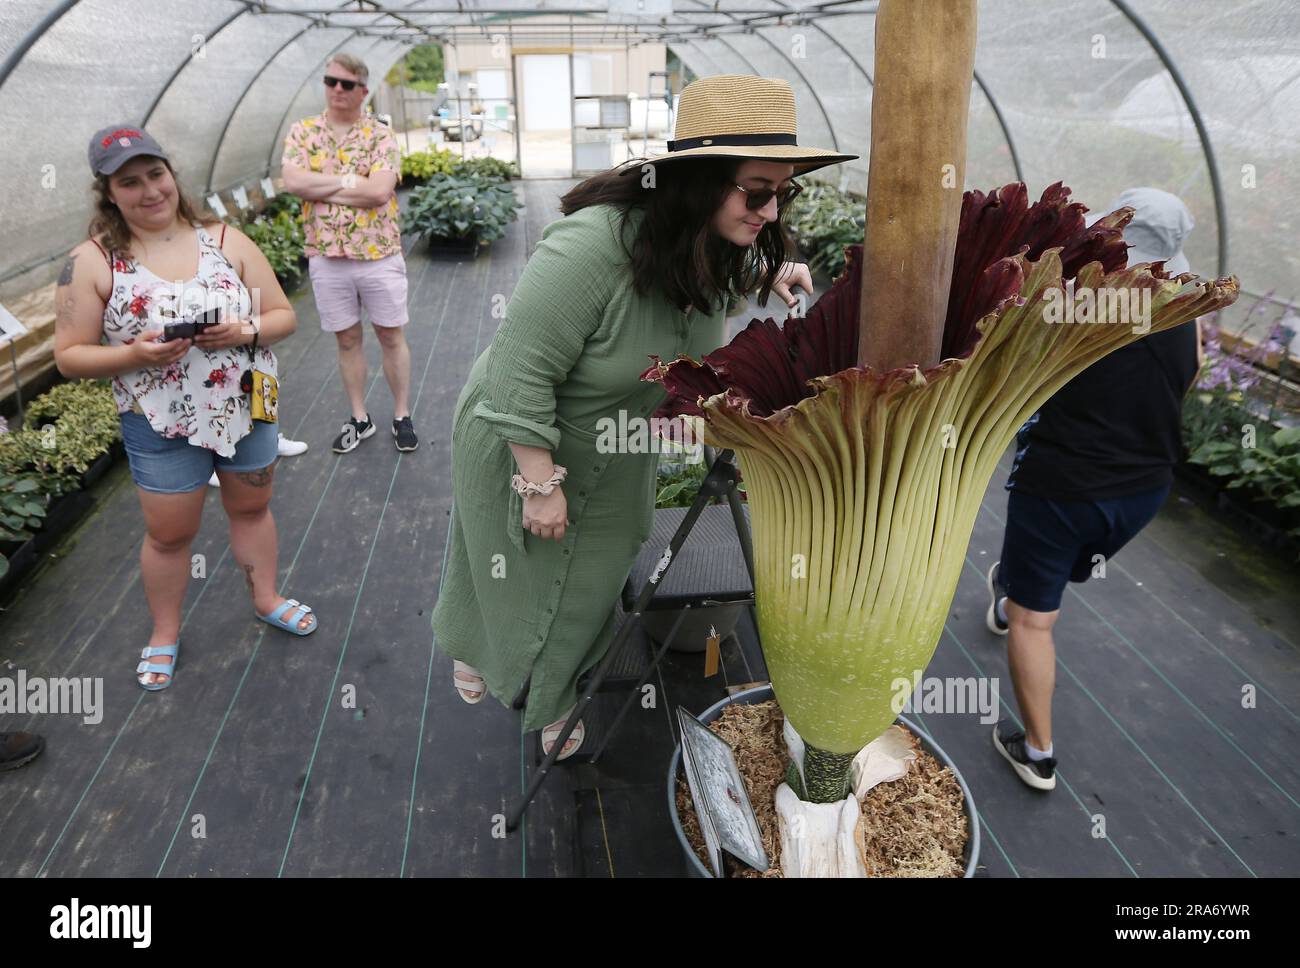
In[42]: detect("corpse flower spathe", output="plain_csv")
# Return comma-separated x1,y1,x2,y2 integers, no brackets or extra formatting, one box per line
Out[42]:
643,182,1238,797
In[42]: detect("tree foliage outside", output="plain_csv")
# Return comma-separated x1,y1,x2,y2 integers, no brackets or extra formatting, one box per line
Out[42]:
387,44,445,93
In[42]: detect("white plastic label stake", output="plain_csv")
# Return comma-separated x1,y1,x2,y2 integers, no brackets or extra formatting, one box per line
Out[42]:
0,303,30,342
260,177,277,199
232,186,250,210
206,194,229,218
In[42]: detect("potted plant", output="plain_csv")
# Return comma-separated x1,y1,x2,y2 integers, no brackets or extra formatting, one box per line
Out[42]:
238,204,307,290
399,147,460,187
401,173,521,258
0,471,47,581
647,0,1239,875
668,684,981,877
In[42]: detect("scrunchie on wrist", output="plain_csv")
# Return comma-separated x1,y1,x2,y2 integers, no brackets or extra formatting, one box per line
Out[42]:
511,464,568,498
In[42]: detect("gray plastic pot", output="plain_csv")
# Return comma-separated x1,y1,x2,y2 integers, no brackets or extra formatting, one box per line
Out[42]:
668,683,982,878
642,601,746,653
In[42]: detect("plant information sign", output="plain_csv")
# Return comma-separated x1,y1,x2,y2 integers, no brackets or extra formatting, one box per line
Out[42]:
678,706,768,876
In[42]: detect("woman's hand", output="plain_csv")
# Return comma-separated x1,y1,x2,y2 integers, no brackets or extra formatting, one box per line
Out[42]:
772,261,814,310
522,486,569,542
131,329,193,368
193,319,251,352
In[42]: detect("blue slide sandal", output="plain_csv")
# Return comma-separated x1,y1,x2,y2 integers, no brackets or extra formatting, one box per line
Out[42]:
137,641,180,691
257,598,318,636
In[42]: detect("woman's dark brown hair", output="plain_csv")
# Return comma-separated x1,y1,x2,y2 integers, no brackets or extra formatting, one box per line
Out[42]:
559,157,796,316
88,158,204,256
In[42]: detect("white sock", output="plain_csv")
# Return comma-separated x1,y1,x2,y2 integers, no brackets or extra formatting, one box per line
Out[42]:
1026,739,1054,761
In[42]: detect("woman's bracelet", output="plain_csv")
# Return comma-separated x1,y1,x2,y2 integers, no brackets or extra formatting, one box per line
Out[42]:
511,465,567,498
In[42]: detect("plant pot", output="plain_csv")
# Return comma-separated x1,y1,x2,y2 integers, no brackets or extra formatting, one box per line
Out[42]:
78,449,114,488
426,234,480,260
0,536,38,594
32,490,95,555
668,683,982,878
642,601,746,653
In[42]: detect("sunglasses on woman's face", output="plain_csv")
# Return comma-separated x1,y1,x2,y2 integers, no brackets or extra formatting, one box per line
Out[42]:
733,180,802,211
324,75,360,91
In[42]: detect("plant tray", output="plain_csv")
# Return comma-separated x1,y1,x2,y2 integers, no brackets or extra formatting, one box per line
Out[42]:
426,235,480,260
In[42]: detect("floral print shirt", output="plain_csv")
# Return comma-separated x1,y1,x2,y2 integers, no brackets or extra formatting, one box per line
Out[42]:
281,113,402,261
99,225,278,458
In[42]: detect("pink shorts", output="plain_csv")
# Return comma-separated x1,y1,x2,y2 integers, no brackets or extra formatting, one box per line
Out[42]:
308,252,410,331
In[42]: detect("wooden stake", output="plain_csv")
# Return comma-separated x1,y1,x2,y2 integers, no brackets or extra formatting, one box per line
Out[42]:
858,0,978,371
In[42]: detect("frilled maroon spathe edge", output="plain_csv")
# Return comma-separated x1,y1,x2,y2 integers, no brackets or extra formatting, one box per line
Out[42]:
641,181,1174,426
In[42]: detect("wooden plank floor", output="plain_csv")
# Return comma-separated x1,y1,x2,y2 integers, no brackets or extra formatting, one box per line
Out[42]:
2,178,1297,877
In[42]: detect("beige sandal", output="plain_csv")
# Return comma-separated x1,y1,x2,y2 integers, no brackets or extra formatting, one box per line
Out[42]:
453,660,487,704
541,707,586,761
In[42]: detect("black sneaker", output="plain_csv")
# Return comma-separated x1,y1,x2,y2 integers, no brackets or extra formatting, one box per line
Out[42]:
332,414,376,454
0,731,45,772
986,560,1009,635
992,721,1056,791
393,416,418,452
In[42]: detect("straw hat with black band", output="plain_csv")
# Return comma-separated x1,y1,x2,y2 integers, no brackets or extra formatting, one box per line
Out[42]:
616,74,859,176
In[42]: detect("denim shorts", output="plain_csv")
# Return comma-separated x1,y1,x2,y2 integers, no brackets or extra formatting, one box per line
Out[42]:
119,411,279,494
998,484,1170,612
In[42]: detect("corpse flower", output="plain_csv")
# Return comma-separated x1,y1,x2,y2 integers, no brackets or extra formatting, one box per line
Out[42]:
643,181,1239,803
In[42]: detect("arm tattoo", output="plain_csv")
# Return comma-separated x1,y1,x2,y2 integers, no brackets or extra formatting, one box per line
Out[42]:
57,253,77,287
55,255,79,333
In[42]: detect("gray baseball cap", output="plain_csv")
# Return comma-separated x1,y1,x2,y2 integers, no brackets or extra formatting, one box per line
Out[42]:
88,124,170,176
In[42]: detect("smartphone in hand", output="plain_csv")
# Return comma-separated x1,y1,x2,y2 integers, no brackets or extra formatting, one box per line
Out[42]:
163,306,222,342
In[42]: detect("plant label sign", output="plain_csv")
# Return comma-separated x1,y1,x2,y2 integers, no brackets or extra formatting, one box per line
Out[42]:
0,303,29,344
232,186,250,211
678,706,768,875
261,177,277,199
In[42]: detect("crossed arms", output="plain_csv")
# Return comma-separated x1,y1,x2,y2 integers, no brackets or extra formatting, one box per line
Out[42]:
280,165,397,209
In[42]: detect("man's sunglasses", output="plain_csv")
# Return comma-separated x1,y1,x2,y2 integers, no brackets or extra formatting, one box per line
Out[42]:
733,180,802,211
324,75,361,91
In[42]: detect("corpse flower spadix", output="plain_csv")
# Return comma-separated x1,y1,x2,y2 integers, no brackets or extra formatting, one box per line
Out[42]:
644,183,1239,800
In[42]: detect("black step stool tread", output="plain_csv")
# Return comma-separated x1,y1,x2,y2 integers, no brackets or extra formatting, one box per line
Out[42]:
622,504,754,611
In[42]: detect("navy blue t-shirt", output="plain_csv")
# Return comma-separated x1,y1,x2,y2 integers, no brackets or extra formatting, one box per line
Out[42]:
1007,321,1199,501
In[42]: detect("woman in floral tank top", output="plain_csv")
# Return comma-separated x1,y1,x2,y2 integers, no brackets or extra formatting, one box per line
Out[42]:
54,125,321,691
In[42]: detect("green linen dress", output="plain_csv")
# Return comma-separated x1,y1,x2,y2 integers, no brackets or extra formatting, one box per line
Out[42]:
430,202,729,732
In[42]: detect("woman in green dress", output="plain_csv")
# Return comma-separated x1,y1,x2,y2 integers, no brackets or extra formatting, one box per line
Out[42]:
429,75,858,758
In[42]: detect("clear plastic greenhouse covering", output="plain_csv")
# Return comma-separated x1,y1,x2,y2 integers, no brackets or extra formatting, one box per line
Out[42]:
2,0,1297,334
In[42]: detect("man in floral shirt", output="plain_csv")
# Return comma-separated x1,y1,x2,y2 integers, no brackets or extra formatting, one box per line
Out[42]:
282,53,418,453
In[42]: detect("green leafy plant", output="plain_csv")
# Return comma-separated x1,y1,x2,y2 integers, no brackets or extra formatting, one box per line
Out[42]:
241,210,307,282
0,381,122,498
455,156,520,182
400,147,462,184
257,190,305,222
401,174,521,245
0,472,47,579
784,183,866,281
1188,426,1300,543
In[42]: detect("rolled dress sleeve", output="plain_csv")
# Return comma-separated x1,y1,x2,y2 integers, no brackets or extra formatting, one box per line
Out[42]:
473,209,621,449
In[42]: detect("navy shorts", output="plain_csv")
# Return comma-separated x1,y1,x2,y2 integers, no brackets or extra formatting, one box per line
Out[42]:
119,412,279,494
998,485,1170,612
